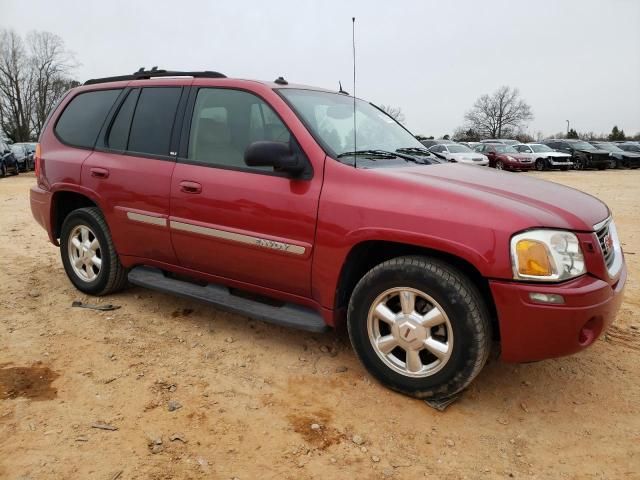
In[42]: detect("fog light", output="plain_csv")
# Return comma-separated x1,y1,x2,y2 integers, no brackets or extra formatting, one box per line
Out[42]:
529,292,565,304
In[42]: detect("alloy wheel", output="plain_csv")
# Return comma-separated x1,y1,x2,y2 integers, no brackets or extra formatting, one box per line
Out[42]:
67,225,102,282
367,287,453,378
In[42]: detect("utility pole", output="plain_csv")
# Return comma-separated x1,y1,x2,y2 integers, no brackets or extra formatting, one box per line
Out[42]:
566,120,570,135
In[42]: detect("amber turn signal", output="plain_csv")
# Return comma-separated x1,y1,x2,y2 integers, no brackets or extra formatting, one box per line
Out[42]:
516,239,554,276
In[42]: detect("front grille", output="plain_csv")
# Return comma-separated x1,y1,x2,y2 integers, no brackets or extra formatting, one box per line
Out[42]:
596,223,615,268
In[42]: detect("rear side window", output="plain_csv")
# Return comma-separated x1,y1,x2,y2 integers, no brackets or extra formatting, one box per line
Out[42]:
55,89,121,148
127,87,181,156
107,89,140,151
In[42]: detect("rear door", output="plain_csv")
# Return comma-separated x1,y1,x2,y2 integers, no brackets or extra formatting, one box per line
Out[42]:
82,85,186,264
169,87,322,297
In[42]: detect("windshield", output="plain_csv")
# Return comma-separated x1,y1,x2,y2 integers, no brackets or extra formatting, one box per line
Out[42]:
492,145,517,153
530,144,553,153
447,144,472,153
279,89,425,158
572,141,596,150
594,143,623,153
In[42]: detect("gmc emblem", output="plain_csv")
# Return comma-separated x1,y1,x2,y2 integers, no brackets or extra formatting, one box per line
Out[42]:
603,233,613,253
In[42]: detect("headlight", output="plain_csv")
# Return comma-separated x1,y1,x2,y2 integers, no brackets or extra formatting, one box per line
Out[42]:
506,155,515,161
510,230,586,281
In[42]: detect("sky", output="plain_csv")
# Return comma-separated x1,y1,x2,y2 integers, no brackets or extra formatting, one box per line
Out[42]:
3,0,640,138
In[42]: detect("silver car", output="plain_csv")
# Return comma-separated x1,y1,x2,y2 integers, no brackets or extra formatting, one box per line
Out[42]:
513,143,573,171
429,143,489,166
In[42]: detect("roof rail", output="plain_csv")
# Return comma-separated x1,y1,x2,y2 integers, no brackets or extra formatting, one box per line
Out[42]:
84,67,227,86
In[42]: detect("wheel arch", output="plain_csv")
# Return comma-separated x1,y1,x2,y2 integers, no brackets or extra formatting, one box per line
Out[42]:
334,240,499,337
51,189,101,242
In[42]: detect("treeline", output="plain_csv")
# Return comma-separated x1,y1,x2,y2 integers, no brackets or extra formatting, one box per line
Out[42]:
0,29,79,142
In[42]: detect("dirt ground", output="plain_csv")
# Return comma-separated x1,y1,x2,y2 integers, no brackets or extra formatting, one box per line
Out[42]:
0,170,638,480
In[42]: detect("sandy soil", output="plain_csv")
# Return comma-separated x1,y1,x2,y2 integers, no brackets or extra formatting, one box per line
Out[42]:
0,170,638,480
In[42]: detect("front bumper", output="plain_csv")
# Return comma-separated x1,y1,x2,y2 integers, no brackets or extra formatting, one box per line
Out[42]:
490,263,626,362
548,158,573,168
507,161,535,170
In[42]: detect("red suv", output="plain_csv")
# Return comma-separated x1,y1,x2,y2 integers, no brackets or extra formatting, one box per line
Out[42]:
474,143,535,171
31,69,626,400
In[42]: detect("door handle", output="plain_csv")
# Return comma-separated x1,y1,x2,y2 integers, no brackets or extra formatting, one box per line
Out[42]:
90,167,109,179
179,180,202,194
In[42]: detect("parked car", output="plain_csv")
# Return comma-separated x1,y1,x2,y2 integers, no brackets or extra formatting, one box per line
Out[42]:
512,143,573,171
473,143,534,171
480,139,519,146
419,139,452,148
30,68,626,400
428,143,489,166
0,141,20,177
542,139,611,170
617,142,640,154
589,141,640,169
10,143,35,171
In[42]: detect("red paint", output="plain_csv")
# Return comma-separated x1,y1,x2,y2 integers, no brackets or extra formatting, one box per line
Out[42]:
30,77,626,363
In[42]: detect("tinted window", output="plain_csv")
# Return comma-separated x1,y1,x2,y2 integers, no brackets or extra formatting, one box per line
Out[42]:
55,89,121,148
188,88,290,170
107,89,140,150
128,87,181,156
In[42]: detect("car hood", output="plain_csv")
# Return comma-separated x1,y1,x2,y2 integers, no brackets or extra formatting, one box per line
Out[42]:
545,151,571,158
448,153,485,160
576,148,610,155
621,151,640,158
381,163,609,231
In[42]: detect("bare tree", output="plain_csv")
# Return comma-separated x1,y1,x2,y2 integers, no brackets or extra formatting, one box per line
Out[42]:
28,31,76,135
0,30,33,141
0,29,77,142
463,86,533,139
378,104,406,124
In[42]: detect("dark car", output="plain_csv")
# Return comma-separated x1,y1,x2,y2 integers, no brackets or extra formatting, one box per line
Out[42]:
589,141,640,169
1,141,20,177
617,143,640,154
10,143,35,171
542,139,610,170
473,143,534,171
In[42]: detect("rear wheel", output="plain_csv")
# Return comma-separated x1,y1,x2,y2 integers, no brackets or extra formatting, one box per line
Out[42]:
347,256,492,399
60,207,127,296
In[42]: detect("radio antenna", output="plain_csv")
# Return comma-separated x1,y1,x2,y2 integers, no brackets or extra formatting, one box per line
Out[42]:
352,16,357,168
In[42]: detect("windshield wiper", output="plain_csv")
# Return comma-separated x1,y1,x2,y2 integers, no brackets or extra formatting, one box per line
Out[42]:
337,149,426,164
395,147,432,156
337,149,398,159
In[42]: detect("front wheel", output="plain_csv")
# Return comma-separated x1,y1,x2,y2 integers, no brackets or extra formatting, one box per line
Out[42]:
535,159,546,171
60,207,128,296
347,256,492,399
0,162,5,177
495,160,504,170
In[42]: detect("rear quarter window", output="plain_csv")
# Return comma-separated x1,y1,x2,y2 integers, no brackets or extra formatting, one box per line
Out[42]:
55,89,122,148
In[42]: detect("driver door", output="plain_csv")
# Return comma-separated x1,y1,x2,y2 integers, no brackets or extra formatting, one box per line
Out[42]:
169,87,323,297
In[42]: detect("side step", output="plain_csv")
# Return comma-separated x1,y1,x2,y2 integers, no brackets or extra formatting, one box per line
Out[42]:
128,266,329,333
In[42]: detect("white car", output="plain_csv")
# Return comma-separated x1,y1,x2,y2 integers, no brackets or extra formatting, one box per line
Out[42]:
513,144,573,171
428,143,489,166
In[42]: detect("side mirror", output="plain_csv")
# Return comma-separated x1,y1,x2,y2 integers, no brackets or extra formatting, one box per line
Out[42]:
244,141,305,177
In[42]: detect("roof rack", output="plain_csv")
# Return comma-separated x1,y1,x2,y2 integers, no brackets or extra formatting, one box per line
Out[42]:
84,67,227,86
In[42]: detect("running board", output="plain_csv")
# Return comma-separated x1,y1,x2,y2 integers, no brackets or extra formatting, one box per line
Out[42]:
128,266,329,333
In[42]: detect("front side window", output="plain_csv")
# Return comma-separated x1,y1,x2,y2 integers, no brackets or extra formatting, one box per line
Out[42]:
55,89,122,148
187,88,290,170
128,87,182,156
447,144,472,153
279,89,425,159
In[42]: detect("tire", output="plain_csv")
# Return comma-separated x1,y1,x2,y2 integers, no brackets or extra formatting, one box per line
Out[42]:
60,207,128,296
347,256,492,399
0,162,5,178
561,166,569,171
574,157,585,170
535,159,546,171
495,160,504,170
